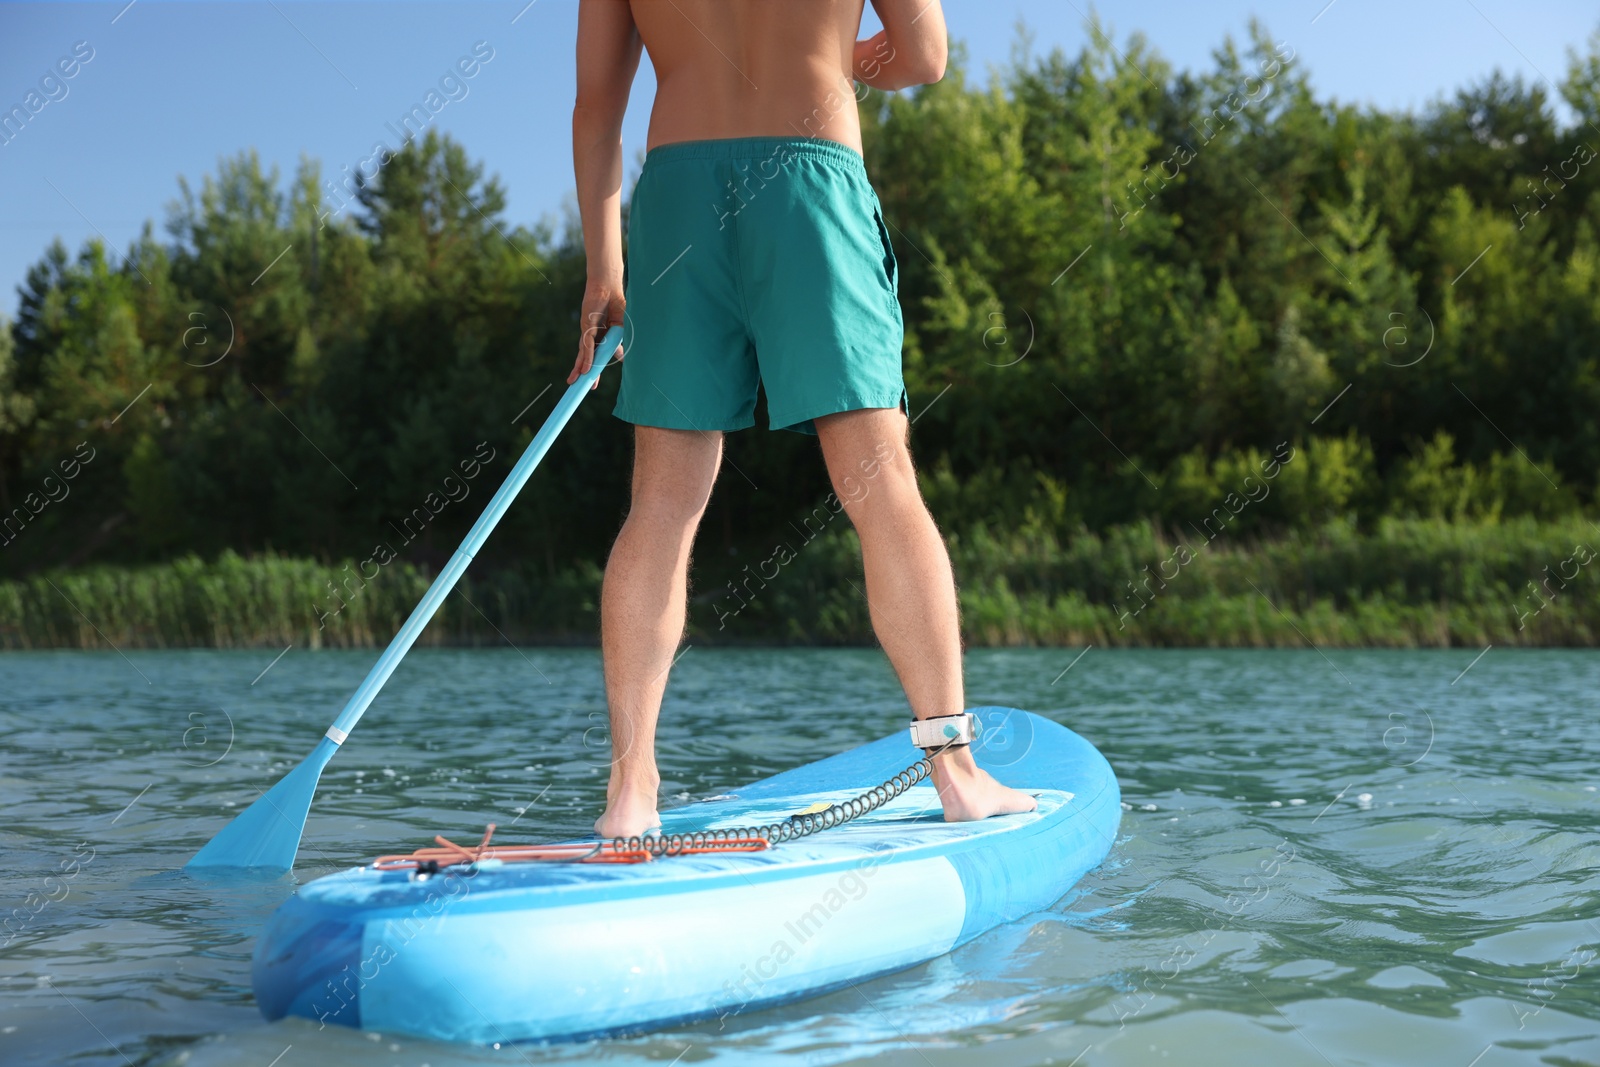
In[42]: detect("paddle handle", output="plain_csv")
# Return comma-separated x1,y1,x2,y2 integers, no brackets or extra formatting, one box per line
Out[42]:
325,326,622,743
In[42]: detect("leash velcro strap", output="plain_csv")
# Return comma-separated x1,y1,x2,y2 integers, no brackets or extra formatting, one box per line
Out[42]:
908,712,981,752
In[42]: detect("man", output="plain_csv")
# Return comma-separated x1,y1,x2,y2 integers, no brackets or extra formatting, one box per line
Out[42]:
568,0,1036,838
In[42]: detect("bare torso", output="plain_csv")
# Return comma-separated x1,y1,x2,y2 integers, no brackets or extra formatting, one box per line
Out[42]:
628,0,868,152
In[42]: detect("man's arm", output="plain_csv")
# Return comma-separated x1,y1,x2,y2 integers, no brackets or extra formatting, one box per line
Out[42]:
569,0,643,385
854,0,947,91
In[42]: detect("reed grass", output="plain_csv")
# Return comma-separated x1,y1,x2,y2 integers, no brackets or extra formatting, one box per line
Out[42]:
1,518,1594,649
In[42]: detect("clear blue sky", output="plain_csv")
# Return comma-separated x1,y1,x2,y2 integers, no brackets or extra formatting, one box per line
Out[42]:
1,0,1593,312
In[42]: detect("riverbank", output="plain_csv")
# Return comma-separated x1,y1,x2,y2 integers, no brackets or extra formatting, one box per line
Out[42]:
2,517,1594,649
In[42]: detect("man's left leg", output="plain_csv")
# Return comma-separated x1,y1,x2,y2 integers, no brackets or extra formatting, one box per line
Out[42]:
595,425,724,839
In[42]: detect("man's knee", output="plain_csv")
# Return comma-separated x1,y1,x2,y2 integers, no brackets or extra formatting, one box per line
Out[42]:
829,441,920,515
628,427,721,525
627,481,712,530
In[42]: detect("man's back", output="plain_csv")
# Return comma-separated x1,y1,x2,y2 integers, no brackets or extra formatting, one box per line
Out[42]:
631,0,866,150
621,0,947,152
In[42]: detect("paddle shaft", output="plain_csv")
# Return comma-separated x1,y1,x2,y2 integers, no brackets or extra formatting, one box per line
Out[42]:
324,326,621,744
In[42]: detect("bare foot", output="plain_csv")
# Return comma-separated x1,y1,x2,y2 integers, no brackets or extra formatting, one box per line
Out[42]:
594,776,661,840
930,751,1038,822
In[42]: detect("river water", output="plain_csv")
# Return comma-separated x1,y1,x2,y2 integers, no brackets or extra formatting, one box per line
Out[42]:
1,647,1596,1066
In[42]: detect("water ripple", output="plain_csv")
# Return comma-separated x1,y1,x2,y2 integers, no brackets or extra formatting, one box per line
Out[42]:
0,647,1595,1065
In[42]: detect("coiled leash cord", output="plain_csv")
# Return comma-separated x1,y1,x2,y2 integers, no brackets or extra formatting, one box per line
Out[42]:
376,719,975,871
610,740,957,858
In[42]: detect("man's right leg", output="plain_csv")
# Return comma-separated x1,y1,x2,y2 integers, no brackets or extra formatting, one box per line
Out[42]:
595,425,723,839
814,406,1037,822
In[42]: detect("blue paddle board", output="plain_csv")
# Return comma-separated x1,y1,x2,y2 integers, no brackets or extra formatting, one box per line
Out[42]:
251,707,1120,1043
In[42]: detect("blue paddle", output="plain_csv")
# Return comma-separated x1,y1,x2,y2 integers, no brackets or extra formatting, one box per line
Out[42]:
186,326,623,873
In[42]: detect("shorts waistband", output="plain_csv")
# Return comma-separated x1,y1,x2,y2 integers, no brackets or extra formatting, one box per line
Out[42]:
642,136,866,171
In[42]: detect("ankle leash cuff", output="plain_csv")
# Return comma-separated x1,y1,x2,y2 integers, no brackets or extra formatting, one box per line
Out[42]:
908,712,981,752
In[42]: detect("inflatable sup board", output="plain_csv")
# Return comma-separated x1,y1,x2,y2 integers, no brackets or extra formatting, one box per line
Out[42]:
252,707,1120,1043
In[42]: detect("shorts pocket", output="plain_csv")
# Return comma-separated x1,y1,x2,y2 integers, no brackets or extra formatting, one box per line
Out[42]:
623,168,651,288
870,202,899,306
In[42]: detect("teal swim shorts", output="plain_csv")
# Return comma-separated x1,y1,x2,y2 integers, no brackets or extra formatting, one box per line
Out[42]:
612,137,907,435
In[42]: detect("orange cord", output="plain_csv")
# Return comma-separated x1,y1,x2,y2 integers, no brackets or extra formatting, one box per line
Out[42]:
371,822,769,871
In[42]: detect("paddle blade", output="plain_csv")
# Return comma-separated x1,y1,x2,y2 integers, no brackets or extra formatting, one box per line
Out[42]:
186,737,339,873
